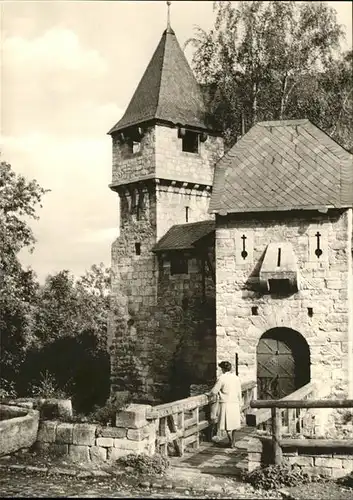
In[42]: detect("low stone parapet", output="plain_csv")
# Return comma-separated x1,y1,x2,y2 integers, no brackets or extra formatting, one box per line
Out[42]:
4,398,72,420
248,436,353,478
35,404,156,462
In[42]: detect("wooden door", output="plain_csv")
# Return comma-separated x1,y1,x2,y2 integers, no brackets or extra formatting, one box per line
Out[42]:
257,336,296,400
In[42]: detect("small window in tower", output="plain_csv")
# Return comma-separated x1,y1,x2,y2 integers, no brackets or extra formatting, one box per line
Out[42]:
251,306,258,316
185,206,189,223
170,254,188,275
182,131,199,154
135,242,141,255
126,137,141,155
132,141,141,154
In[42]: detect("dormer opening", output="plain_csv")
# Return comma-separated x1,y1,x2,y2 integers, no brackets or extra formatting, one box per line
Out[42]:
118,127,143,157
182,131,199,153
130,139,141,154
178,128,199,154
170,253,189,275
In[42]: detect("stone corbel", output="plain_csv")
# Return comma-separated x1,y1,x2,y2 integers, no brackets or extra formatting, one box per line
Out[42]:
178,127,186,138
165,181,176,200
137,186,145,212
117,132,125,144
127,185,137,214
200,132,208,143
119,188,130,214
155,178,162,201
180,182,188,196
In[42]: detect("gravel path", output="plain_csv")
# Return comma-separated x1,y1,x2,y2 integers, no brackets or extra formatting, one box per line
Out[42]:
0,467,280,499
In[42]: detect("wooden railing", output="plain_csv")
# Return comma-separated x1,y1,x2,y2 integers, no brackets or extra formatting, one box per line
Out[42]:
246,381,317,433
146,380,256,457
250,397,353,465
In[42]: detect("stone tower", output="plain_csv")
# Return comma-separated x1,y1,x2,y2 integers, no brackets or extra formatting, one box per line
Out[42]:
107,24,224,401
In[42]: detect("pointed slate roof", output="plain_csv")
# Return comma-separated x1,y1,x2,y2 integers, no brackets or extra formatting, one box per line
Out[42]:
153,220,215,252
108,27,210,134
209,119,353,215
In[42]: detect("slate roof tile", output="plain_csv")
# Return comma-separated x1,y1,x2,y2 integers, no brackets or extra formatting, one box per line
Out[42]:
209,119,353,214
153,220,215,252
108,27,212,134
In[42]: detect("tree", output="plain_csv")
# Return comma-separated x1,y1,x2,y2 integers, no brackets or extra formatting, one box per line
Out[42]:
0,161,47,382
187,1,351,149
32,264,110,347
19,264,111,412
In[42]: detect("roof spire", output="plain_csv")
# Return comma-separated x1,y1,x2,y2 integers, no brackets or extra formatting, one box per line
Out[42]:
166,1,172,31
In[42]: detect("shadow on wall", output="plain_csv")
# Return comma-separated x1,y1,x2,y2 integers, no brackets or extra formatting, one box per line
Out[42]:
166,297,217,402
16,332,110,414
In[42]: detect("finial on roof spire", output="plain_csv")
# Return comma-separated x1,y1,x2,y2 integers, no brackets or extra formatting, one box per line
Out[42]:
167,1,171,29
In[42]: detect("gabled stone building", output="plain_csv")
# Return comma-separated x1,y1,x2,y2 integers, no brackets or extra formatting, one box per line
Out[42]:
108,23,353,403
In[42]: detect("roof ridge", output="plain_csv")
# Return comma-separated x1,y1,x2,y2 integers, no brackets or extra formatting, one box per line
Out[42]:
257,119,309,127
170,220,215,228
155,30,168,118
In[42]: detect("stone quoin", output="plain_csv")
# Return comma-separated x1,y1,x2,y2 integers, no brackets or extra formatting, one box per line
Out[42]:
107,16,353,403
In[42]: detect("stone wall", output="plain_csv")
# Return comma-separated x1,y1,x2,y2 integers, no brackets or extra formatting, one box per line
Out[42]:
154,243,216,398
156,185,212,241
248,437,353,478
35,404,156,463
112,127,155,185
155,125,224,186
215,208,353,398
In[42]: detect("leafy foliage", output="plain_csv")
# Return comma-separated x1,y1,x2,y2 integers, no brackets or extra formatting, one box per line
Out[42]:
337,471,353,489
242,464,328,490
32,264,109,348
18,331,110,413
0,161,111,413
29,370,69,399
88,392,131,425
0,379,17,400
0,161,47,382
13,264,111,413
117,453,169,476
187,1,352,150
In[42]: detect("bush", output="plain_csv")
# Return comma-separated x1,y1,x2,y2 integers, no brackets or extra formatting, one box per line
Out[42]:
242,464,328,490
17,333,110,413
342,411,353,425
0,379,17,400
117,453,169,476
29,370,69,399
86,392,131,426
337,472,353,489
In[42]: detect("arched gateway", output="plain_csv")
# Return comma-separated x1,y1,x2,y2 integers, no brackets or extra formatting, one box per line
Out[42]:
257,328,310,400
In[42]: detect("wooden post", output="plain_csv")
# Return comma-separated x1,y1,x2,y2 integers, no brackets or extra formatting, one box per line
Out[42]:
192,407,200,449
235,353,239,376
287,409,296,435
271,407,282,465
179,411,185,455
167,414,182,456
159,417,168,456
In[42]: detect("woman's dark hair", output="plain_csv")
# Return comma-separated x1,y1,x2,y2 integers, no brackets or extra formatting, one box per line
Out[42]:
218,361,232,372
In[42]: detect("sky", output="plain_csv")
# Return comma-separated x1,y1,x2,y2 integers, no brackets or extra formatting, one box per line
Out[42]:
1,1,352,282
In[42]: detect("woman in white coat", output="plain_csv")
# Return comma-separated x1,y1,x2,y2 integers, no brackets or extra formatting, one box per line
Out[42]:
208,361,242,447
